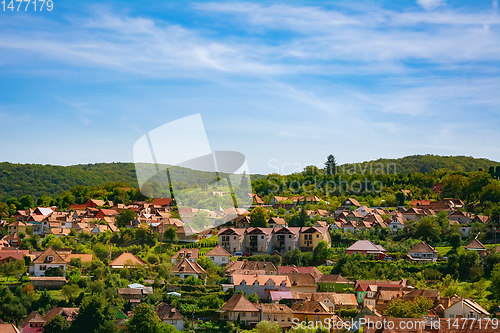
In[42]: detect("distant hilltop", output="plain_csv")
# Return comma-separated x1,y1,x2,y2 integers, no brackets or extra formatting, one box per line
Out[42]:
0,155,499,201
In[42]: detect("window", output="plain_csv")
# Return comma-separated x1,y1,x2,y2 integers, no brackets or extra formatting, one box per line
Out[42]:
242,282,246,286
252,312,258,317
316,234,319,238
234,236,236,240
222,257,226,261
261,236,264,239
40,265,47,271
210,257,214,260
254,281,259,286
313,315,321,322
172,320,177,324
241,312,246,317
47,256,54,262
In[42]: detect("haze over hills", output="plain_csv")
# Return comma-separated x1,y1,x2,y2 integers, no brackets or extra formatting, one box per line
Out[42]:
0,154,498,201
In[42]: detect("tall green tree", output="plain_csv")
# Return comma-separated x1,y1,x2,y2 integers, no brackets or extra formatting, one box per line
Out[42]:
115,209,138,228
324,154,337,176
489,263,500,301
43,314,69,333
163,226,178,243
250,206,269,227
126,303,165,333
70,295,118,333
19,195,35,210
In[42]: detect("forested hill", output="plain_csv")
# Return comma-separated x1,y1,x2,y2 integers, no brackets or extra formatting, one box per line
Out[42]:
0,155,499,201
0,162,139,201
342,155,500,174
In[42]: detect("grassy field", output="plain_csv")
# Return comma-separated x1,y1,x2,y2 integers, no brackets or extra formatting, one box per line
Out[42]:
435,246,452,256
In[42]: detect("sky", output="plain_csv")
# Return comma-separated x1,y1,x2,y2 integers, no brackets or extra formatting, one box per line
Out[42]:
0,0,499,174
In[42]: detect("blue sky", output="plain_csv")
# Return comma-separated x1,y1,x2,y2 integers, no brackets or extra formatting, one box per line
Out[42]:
0,0,499,174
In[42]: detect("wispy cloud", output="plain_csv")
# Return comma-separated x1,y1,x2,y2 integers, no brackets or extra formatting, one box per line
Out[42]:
416,0,445,11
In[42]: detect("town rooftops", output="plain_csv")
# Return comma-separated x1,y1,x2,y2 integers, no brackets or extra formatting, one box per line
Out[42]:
173,258,206,274
109,252,147,267
277,266,323,279
347,240,386,253
155,303,184,321
172,248,199,260
465,239,487,250
19,311,46,328
44,307,79,322
220,294,259,312
32,247,66,265
232,274,290,287
205,245,231,257
408,242,438,254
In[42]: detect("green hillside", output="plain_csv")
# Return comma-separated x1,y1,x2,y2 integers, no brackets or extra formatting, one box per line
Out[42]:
0,155,498,201
341,155,500,174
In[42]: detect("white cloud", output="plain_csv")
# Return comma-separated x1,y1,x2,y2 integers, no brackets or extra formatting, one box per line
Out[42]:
416,0,445,10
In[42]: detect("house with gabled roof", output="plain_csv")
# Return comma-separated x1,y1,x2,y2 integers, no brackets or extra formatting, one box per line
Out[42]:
268,217,287,228
407,241,438,262
30,247,67,277
0,324,21,333
465,238,488,258
389,214,405,232
343,220,357,233
219,294,260,326
256,303,294,328
347,240,386,260
449,210,473,224
109,252,147,269
205,245,231,266
285,272,317,293
244,227,273,254
7,221,27,234
0,249,29,265
155,303,184,331
271,227,300,254
355,206,373,217
85,199,105,208
172,258,206,279
44,307,79,323
218,227,245,255
19,311,46,333
232,274,290,300
299,227,331,252
292,300,338,324
444,298,490,319
342,198,361,208
224,261,277,277
171,248,199,264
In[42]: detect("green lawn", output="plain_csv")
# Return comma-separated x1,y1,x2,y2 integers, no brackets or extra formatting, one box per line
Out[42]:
435,246,452,256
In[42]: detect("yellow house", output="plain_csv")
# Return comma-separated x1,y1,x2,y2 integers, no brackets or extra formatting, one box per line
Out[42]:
8,221,27,234
299,227,331,252
293,301,337,326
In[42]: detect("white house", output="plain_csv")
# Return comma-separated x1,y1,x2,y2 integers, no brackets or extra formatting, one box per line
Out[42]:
205,246,231,266
172,258,206,279
389,215,405,232
443,299,490,319
155,303,184,331
30,247,66,277
407,242,438,262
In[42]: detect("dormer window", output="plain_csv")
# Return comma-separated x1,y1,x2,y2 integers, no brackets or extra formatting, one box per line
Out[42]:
47,256,54,262
242,281,246,286
254,281,259,286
